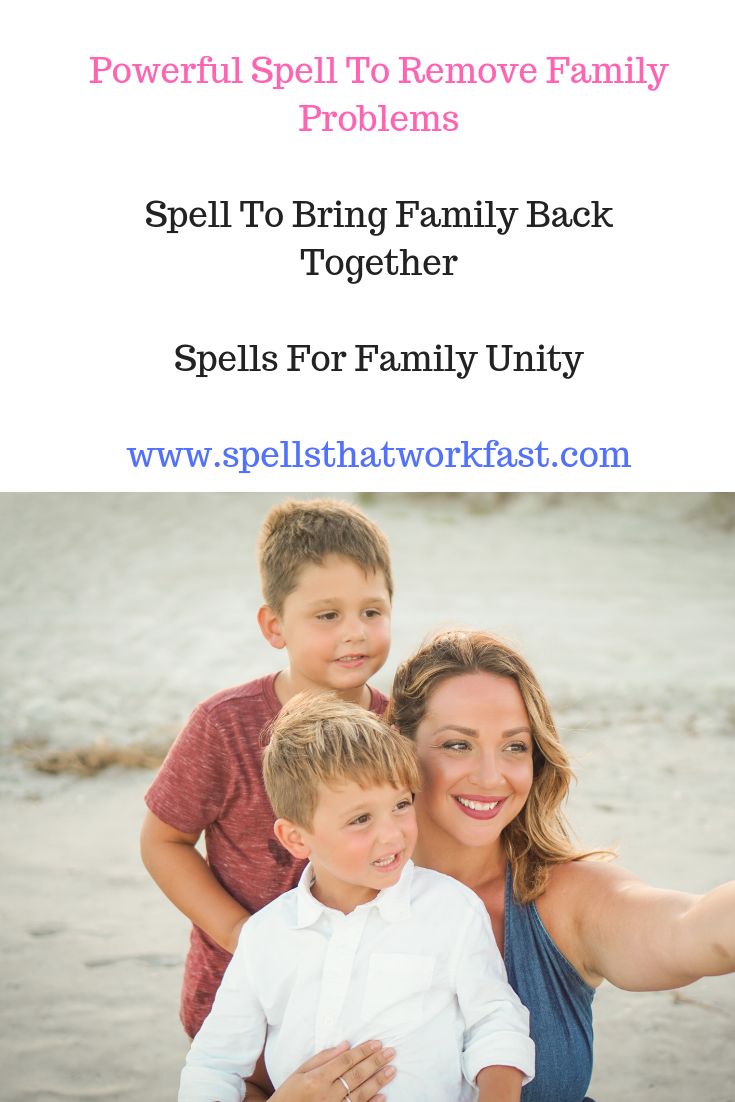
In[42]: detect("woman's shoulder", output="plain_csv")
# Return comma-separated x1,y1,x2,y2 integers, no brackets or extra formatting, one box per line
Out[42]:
535,857,637,985
544,855,637,894
540,855,643,915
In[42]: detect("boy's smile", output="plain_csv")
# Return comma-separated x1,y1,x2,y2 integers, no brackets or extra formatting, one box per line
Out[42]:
295,780,418,913
262,555,391,705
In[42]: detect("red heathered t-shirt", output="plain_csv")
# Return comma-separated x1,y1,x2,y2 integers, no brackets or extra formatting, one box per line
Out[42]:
145,673,389,1037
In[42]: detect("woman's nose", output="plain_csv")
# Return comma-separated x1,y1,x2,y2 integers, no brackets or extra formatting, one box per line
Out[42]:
468,751,503,789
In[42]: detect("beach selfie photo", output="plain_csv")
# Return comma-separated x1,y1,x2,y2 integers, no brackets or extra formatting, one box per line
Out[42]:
1,492,733,1102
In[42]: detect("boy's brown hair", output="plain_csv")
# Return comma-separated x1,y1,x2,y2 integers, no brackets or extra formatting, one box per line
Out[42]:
257,498,393,614
263,692,420,829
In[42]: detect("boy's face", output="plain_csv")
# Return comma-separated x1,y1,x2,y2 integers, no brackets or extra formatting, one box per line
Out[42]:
264,555,391,702
298,779,418,912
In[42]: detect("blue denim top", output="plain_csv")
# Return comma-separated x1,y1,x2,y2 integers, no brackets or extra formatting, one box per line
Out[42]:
503,865,596,1102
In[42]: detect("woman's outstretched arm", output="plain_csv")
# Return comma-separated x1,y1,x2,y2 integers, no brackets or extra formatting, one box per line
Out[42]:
570,861,735,991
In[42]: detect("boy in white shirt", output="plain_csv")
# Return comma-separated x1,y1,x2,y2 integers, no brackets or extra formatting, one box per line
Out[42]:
179,693,534,1102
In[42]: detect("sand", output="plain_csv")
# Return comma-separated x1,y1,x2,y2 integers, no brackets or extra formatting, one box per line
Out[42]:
1,492,734,1101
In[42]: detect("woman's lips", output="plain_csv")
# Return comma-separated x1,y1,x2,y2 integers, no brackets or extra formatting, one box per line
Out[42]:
452,795,507,820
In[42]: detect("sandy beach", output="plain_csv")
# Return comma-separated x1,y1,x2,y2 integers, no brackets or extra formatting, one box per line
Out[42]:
1,492,734,1102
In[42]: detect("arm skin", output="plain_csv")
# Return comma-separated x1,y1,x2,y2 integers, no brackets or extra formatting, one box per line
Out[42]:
565,861,735,991
140,809,248,954
476,1066,523,1102
242,1050,274,1101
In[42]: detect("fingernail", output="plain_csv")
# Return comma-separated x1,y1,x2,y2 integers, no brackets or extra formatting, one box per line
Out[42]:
383,1049,396,1060
370,1041,382,1052
384,1066,396,1079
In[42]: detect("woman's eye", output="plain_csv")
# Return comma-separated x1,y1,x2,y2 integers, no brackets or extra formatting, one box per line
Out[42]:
442,740,471,752
505,742,530,754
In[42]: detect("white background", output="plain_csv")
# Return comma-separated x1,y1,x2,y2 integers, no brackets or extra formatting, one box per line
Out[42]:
2,1,732,491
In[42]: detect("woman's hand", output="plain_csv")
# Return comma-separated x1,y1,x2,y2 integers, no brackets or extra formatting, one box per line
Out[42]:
246,1041,396,1102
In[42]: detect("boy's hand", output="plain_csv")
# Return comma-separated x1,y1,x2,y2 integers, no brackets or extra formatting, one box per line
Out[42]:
140,810,249,951
476,1065,523,1102
260,1041,396,1102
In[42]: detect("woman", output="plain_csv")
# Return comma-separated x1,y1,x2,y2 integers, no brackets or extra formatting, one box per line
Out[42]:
248,630,735,1102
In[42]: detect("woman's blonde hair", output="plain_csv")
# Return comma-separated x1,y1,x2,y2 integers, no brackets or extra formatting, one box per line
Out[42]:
387,629,601,903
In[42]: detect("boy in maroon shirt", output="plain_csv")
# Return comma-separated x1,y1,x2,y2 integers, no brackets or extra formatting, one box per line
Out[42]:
141,499,393,1039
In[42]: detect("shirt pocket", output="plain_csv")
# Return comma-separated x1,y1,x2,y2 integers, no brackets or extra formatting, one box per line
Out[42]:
361,952,435,1030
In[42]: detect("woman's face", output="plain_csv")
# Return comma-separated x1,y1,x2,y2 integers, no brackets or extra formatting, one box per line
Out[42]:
413,671,534,848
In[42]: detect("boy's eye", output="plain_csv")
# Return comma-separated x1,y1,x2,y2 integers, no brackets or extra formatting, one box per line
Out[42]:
316,611,338,622
349,813,371,826
363,608,382,618
394,798,413,811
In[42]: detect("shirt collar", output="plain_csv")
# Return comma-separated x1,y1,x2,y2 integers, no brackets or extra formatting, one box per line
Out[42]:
293,860,415,928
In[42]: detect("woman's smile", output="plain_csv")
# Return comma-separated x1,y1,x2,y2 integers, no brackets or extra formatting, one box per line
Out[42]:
414,671,534,848
452,794,509,819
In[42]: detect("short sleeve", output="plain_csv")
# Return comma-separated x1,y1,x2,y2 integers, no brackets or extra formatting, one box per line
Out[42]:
145,703,232,833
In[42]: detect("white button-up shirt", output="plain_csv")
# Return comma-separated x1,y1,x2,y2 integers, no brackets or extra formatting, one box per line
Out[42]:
179,861,534,1102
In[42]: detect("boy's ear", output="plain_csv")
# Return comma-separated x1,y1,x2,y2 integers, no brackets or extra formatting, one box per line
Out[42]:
273,818,311,860
257,605,286,650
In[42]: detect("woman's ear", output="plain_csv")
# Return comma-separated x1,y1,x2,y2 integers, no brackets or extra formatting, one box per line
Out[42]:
273,818,311,860
257,605,286,650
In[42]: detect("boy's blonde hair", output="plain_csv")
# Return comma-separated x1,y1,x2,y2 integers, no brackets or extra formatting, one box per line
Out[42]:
263,692,420,829
257,499,393,614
